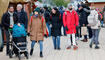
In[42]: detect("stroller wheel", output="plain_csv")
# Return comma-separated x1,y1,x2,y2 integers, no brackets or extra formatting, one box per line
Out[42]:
24,52,29,59
18,53,21,60
9,50,13,58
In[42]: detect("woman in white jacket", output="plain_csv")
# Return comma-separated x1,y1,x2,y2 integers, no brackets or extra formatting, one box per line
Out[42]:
88,7,100,49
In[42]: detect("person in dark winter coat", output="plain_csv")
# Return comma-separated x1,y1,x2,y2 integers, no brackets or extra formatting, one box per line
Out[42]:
59,6,66,36
44,6,51,36
84,4,92,39
77,4,90,42
16,4,28,29
51,7,62,50
1,5,18,55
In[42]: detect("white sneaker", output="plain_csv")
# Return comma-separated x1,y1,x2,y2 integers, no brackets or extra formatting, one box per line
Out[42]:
79,37,84,40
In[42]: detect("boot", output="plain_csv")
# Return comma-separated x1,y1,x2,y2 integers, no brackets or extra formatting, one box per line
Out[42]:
81,39,85,42
82,39,88,42
30,49,33,56
40,51,43,58
84,39,88,42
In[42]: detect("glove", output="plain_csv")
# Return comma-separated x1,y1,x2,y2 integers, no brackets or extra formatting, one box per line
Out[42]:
27,33,30,36
44,34,47,38
65,26,68,31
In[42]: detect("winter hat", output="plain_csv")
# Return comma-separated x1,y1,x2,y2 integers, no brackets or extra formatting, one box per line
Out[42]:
17,4,22,8
68,3,73,8
59,6,63,10
33,7,40,14
44,6,48,10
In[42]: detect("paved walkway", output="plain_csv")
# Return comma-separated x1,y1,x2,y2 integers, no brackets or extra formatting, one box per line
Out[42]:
0,28,105,60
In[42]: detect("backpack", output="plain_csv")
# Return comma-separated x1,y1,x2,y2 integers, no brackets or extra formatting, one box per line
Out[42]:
88,10,97,26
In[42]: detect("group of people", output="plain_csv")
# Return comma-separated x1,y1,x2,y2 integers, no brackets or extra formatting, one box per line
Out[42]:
0,2,105,58
1,4,28,55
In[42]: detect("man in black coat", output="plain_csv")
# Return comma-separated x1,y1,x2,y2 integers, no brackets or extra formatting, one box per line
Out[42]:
59,6,66,36
44,6,51,36
77,4,90,42
16,4,28,29
1,5,18,55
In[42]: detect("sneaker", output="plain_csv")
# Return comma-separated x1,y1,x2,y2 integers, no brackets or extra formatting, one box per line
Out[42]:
89,44,92,48
73,45,78,50
66,46,71,50
30,49,33,56
79,37,83,40
40,52,43,58
95,46,100,49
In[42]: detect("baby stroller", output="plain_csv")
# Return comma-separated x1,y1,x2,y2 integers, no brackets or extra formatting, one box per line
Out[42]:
9,24,29,60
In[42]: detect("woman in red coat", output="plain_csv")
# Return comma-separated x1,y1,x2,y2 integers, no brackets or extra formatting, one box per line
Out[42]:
63,4,79,50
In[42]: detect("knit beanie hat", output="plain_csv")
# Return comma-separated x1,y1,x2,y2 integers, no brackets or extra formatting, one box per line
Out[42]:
33,7,40,14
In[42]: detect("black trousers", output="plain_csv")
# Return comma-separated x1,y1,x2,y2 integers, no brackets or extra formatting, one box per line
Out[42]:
5,29,11,55
87,26,93,39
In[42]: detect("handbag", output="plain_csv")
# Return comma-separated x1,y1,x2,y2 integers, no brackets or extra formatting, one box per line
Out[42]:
81,27,88,35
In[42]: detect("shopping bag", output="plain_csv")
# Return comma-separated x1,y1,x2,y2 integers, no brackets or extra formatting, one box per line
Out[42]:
81,27,88,35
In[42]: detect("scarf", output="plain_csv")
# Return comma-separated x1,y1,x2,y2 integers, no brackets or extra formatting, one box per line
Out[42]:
8,11,14,26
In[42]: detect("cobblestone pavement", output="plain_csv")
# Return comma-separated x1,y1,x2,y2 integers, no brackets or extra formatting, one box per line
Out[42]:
0,28,105,60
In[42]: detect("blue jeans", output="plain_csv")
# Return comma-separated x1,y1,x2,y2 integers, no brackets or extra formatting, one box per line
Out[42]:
31,40,43,52
90,29,100,46
46,23,51,36
87,26,92,39
101,21,104,27
52,36,60,49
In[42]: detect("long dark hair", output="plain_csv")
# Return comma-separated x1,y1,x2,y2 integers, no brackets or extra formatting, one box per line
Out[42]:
51,7,60,16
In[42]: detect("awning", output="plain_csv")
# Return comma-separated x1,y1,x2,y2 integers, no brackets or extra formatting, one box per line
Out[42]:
0,0,30,22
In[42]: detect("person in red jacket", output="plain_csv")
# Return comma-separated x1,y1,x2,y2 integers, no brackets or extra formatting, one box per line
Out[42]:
63,4,79,50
